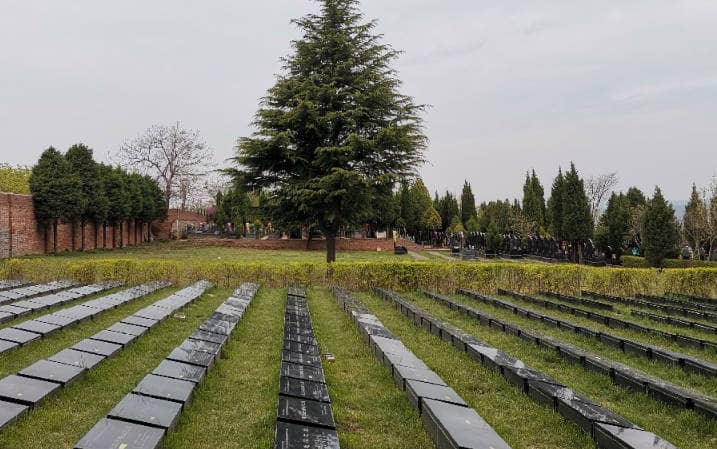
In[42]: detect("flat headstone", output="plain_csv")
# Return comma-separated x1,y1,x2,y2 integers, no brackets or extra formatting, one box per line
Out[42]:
12,320,61,336
133,374,194,405
0,327,41,345
18,359,85,385
283,341,319,355
383,350,430,371
0,305,29,316
594,423,678,449
0,340,19,353
152,360,205,384
282,350,321,367
134,307,172,321
198,319,234,336
179,339,221,357
108,393,182,430
0,399,28,431
49,349,105,370
393,364,448,390
277,395,336,429
284,333,317,345
0,374,61,407
166,347,215,368
90,330,137,346
421,398,512,449
405,379,467,411
556,396,636,435
280,376,331,403
35,314,78,327
274,421,340,449
281,362,325,383
0,311,14,323
122,316,159,329
189,330,227,346
75,418,165,449
106,322,148,337
72,339,123,357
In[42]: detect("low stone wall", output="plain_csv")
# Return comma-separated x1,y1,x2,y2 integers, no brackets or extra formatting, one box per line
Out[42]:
183,235,421,252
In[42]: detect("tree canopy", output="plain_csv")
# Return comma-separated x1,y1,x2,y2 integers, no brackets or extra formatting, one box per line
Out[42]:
642,186,679,267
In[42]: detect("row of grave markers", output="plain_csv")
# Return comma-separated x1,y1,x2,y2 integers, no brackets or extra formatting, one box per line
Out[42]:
274,287,340,449
0,280,78,304
636,293,717,312
0,281,208,433
583,291,717,326
421,290,717,421
374,287,680,449
488,289,717,378
74,283,259,449
0,281,166,355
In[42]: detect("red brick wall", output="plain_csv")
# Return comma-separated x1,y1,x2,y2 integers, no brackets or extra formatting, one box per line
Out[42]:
0,193,151,257
182,235,421,252
155,209,208,240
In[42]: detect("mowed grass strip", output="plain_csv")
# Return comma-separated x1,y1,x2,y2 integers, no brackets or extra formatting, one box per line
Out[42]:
397,292,717,449
164,287,285,449
307,288,433,449
0,287,230,449
356,292,596,449
491,293,717,363
423,292,717,397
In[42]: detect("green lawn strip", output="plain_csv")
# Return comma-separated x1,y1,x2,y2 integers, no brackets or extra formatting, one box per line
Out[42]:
356,292,596,449
164,287,284,449
0,286,176,378
0,287,230,449
490,293,717,364
534,292,717,343
0,284,127,331
397,292,717,449
306,288,433,449
414,292,717,397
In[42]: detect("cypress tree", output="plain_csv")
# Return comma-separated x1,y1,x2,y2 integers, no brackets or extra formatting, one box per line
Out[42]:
460,180,477,226
105,166,131,248
683,183,708,257
234,0,426,262
642,186,679,267
561,162,593,263
65,143,98,250
600,192,629,257
547,168,565,238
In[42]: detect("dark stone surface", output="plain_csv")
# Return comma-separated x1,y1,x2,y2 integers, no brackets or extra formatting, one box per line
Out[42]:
75,418,165,449
179,338,222,357
281,362,325,383
121,316,159,329
692,398,717,420
152,360,205,384
277,395,336,429
503,367,563,393
189,330,227,346
12,320,61,336
72,339,123,357
35,314,78,327
421,398,512,449
199,319,235,336
282,350,321,367
392,364,447,390
557,396,636,435
108,393,182,430
90,330,137,346
0,327,41,345
405,379,467,411
682,358,717,378
585,356,615,377
49,349,105,370
166,347,215,368
134,306,172,321
106,323,148,337
284,333,318,345
279,376,331,403
613,370,648,393
599,333,623,349
0,374,61,407
645,382,689,407
0,339,19,353
594,423,678,449
283,341,319,355
274,421,340,449
382,350,430,372
0,399,28,431
133,374,194,405
623,341,651,358
18,359,84,385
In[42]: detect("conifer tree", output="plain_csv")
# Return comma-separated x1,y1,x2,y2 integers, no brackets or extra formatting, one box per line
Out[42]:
460,180,477,226
105,166,131,248
642,186,679,267
561,162,593,263
233,0,426,262
682,183,708,258
522,169,546,228
65,144,101,250
547,168,565,238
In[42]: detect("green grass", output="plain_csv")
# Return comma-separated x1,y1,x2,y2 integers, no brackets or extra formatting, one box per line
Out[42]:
375,292,717,449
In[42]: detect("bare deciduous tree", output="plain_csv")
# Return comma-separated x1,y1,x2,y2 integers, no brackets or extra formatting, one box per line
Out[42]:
586,172,619,223
116,123,214,209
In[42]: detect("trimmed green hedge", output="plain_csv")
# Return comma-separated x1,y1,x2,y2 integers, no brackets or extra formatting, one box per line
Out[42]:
622,255,717,269
2,258,715,299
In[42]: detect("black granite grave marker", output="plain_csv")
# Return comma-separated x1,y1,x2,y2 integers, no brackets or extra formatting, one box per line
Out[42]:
179,339,222,358
279,376,331,403
0,374,61,407
71,339,123,357
12,320,61,336
283,341,319,355
594,423,677,449
405,379,467,411
133,374,194,405
277,395,336,429
281,350,321,367
75,418,165,449
392,364,447,390
35,314,78,327
189,330,227,346
121,316,159,329
421,398,512,449
90,330,137,346
166,347,215,368
0,339,19,353
0,399,28,431
274,421,340,449
152,360,205,384
108,393,183,430
106,322,148,337
199,319,234,336
556,396,636,435
18,359,84,385
0,328,41,345
49,348,105,369
281,362,325,383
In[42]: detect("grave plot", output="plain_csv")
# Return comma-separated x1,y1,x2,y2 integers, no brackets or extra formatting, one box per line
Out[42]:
0,281,30,292
332,287,512,449
0,281,124,325
274,287,341,449
475,289,717,379
421,290,717,421
373,288,680,449
0,281,79,305
538,291,614,311
637,293,717,312
75,283,259,449
583,291,717,324
631,310,717,335
666,292,717,309
0,281,169,355
498,289,717,352
0,281,212,432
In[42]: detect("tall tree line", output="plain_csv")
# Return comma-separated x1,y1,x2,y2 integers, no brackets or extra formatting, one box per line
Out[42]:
29,145,167,254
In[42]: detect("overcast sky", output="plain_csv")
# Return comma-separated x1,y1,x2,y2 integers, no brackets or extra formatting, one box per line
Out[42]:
1,0,716,203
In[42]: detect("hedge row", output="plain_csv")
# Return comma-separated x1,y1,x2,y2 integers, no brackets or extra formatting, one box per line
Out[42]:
622,255,717,269
1,258,715,299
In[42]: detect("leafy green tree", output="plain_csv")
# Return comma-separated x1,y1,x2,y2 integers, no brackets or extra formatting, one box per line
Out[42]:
422,206,442,232
65,144,101,250
642,186,679,267
409,178,435,236
460,180,477,226
477,200,512,233
547,168,565,238
104,166,131,248
447,215,464,234
522,169,545,228
602,192,630,255
233,0,426,262
29,147,83,253
0,164,31,194
626,187,647,208
561,162,593,263
683,183,708,258
486,220,503,254
436,191,460,232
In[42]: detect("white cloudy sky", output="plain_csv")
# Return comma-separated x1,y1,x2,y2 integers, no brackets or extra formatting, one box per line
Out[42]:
1,0,716,203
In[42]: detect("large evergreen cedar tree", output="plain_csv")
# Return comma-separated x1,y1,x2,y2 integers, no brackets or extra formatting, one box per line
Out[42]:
522,169,546,228
234,0,426,262
29,147,82,254
460,180,477,226
547,168,565,238
65,144,97,250
561,163,593,263
683,183,708,257
642,187,679,267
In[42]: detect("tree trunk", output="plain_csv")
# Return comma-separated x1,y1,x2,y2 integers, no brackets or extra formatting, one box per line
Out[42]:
44,225,49,254
53,220,58,254
326,233,337,263
71,221,76,251
94,222,98,250
120,222,124,247
80,219,85,251
577,242,583,265
112,225,116,248
103,225,107,249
